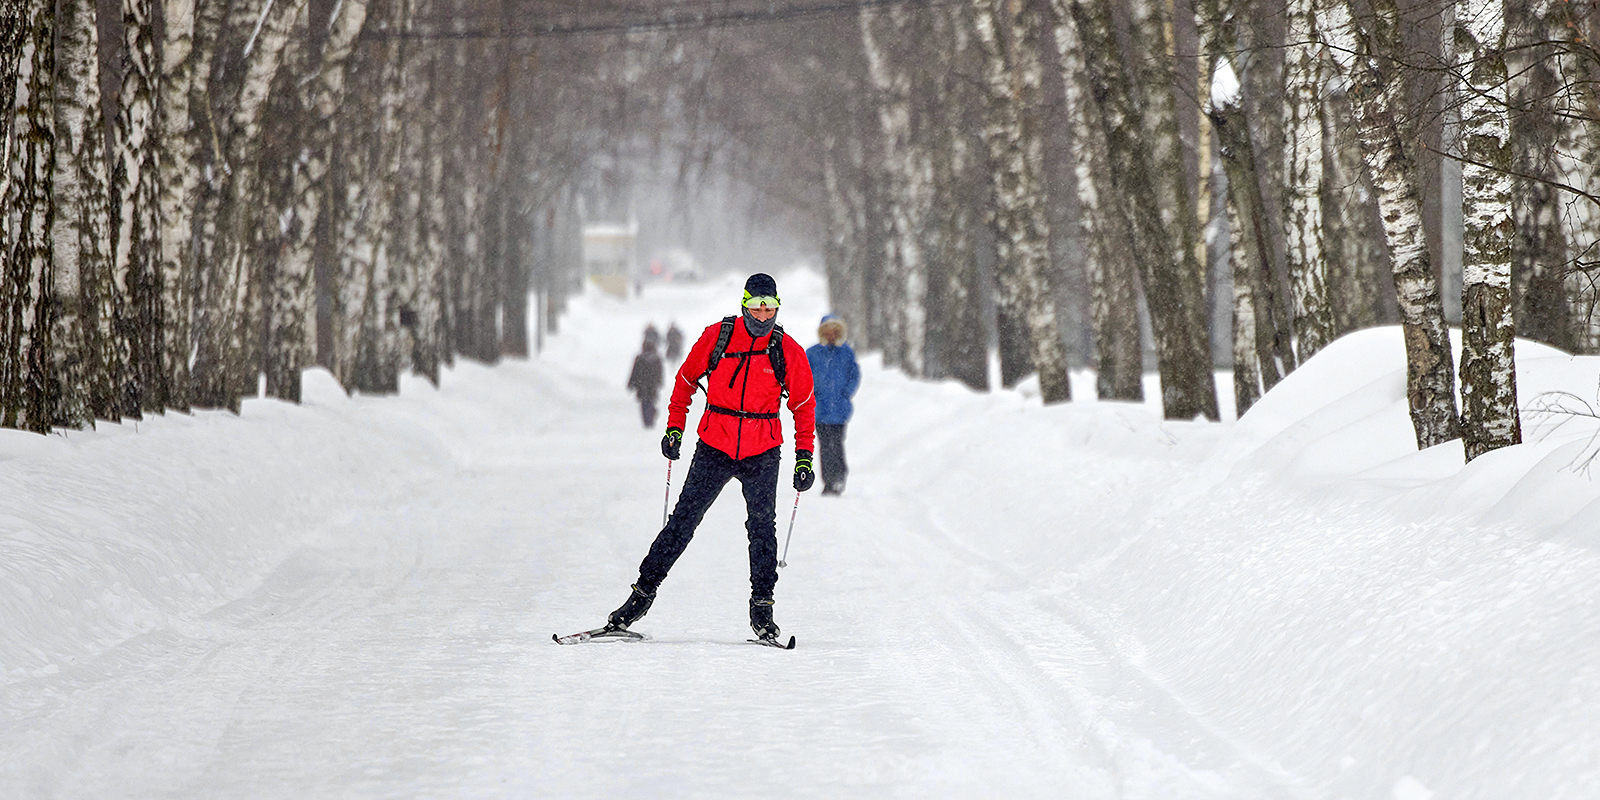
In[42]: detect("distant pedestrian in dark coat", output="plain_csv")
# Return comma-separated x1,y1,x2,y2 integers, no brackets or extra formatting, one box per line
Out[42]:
665,322,684,361
806,314,860,496
628,338,665,428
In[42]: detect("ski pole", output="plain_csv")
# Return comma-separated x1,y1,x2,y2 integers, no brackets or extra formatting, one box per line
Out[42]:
663,460,673,527
778,491,800,568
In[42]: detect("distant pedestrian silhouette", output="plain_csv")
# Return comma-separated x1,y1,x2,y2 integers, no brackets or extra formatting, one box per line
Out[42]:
627,335,664,428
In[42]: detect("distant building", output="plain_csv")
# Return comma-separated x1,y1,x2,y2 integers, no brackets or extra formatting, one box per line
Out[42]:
583,221,637,298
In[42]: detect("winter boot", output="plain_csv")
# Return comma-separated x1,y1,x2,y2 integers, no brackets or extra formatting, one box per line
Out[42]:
607,584,657,630
749,596,780,640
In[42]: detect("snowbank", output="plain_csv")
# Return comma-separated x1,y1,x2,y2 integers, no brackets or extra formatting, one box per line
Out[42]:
7,268,1600,797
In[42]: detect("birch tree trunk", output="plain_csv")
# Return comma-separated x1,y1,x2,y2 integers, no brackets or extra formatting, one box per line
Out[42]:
822,135,869,358
155,0,203,411
332,0,402,392
1455,0,1520,461
1328,0,1461,448
0,0,27,423
1506,0,1574,351
972,0,1071,404
858,7,924,374
1051,0,1142,401
1283,0,1335,360
1210,87,1286,401
113,0,161,415
1226,166,1263,415
52,0,119,426
1322,78,1394,333
1555,10,1600,351
266,0,368,401
2,1,54,432
192,0,308,411
921,5,989,391
1069,0,1217,419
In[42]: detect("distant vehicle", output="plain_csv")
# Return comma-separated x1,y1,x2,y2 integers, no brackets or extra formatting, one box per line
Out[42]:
645,247,701,283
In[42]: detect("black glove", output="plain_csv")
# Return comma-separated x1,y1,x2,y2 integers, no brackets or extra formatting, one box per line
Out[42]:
793,450,815,492
661,428,683,460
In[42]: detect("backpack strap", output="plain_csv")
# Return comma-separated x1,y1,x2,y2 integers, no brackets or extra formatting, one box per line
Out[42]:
698,317,788,398
768,323,787,398
697,316,739,390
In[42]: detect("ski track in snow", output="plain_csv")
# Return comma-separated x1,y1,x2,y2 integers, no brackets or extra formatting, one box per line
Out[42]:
7,271,1600,797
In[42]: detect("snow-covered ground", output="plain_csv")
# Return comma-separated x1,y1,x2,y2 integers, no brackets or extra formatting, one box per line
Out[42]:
5,268,1600,799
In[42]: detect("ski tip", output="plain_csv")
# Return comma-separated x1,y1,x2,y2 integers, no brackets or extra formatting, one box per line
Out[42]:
785,635,797,650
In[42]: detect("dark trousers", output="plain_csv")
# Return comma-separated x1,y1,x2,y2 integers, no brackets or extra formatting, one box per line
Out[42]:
817,423,848,491
638,396,658,428
638,441,781,598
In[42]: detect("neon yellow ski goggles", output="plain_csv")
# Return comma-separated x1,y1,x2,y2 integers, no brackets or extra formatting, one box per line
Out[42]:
742,292,781,309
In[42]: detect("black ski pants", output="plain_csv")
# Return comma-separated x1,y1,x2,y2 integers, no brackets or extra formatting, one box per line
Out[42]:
816,423,848,491
637,440,781,599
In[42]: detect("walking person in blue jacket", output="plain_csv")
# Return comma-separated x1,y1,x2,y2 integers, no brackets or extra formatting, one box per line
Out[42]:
806,314,861,496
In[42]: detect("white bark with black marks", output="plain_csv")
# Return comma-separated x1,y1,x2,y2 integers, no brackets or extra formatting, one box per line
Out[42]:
52,0,119,425
3,1,55,431
1052,0,1141,402
972,0,1071,404
1456,0,1520,461
1284,0,1334,361
1327,0,1461,449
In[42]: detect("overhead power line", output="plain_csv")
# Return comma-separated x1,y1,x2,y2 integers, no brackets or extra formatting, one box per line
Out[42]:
364,0,948,41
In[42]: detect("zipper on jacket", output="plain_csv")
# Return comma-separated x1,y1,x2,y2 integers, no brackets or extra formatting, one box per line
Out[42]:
735,335,754,458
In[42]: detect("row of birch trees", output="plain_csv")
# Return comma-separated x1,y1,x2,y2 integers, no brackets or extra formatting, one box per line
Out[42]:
1,0,610,433
742,0,1596,462
6,0,1598,465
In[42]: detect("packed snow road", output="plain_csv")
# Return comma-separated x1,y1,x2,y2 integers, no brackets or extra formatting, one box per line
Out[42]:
1,273,1310,798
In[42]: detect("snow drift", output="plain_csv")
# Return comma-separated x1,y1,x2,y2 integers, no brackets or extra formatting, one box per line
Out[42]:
5,269,1600,798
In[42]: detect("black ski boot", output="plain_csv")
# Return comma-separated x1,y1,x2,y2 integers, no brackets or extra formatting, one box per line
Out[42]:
607,584,657,631
749,596,780,641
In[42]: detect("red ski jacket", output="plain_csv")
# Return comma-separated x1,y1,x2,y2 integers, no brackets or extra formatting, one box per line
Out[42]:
667,318,816,460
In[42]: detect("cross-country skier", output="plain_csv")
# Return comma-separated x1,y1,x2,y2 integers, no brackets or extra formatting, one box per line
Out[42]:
605,273,816,644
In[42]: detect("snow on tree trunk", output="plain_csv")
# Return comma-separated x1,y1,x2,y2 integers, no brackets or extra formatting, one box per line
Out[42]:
52,0,120,426
1051,0,1141,402
113,0,161,416
1328,0,1461,449
1283,0,1335,361
972,0,1071,404
1455,0,1520,461
2,2,55,432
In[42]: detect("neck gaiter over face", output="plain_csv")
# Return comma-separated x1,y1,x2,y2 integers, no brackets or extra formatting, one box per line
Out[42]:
742,308,777,339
